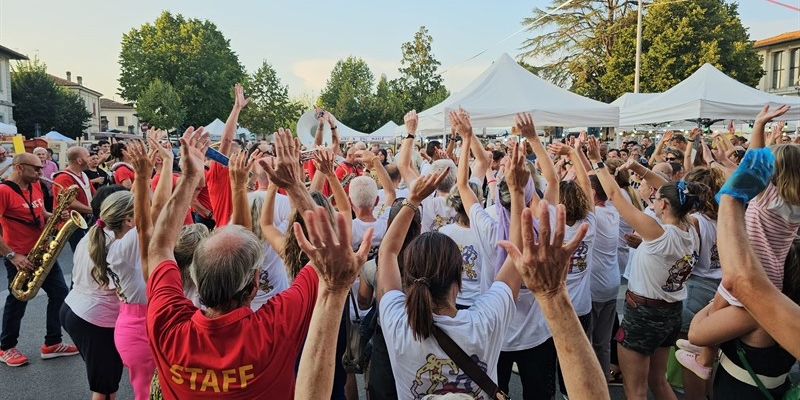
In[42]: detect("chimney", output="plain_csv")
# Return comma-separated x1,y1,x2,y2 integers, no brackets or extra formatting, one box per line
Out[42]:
77,76,83,85
66,71,72,81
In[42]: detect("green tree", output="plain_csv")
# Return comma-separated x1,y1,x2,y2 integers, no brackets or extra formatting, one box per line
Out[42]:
319,56,379,132
395,26,449,112
374,74,405,124
601,0,763,97
240,60,304,137
118,11,244,127
11,58,90,139
136,78,186,130
519,0,638,101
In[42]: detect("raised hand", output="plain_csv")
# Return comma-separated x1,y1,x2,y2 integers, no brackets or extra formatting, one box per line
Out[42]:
408,167,450,205
234,83,250,110
505,141,530,194
662,130,674,143
294,207,373,293
689,128,702,141
325,110,337,127
354,149,378,167
515,113,537,141
702,140,715,165
755,104,790,125
178,127,210,179
576,131,587,149
258,128,303,190
547,142,572,156
125,140,153,176
498,201,588,299
404,110,419,136
313,147,337,176
228,149,255,189
586,136,602,163
449,108,474,139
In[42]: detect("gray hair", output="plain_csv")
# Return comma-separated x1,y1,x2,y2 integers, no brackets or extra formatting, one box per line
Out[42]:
430,159,457,192
348,176,378,209
191,225,264,309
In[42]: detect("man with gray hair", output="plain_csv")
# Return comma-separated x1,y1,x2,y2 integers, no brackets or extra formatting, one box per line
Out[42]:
145,127,372,399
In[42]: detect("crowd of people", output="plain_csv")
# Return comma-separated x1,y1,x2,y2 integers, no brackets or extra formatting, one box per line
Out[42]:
0,82,798,400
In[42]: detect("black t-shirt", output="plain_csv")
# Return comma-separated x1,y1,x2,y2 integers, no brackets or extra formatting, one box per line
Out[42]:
84,168,109,190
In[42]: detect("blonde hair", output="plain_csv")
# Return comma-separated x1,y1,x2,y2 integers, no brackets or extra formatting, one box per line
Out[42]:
772,144,800,206
88,191,134,287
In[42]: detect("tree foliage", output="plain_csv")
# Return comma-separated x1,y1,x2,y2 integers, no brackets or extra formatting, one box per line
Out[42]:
395,26,449,112
118,11,244,127
601,0,763,97
136,78,186,130
240,60,304,137
319,56,380,132
520,0,637,101
11,58,90,139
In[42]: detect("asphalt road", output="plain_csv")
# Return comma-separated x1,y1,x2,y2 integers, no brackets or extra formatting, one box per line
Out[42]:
0,246,667,400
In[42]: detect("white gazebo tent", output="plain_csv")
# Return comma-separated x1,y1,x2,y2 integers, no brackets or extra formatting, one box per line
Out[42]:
398,53,620,137
43,130,76,143
620,63,800,126
295,110,373,147
367,121,399,142
611,92,661,110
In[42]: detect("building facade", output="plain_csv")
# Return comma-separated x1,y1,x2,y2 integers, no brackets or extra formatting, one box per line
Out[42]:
0,44,29,125
50,72,103,133
99,98,139,135
754,31,800,97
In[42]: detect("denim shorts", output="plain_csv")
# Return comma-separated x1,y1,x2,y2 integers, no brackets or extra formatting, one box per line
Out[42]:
617,299,682,355
681,275,720,333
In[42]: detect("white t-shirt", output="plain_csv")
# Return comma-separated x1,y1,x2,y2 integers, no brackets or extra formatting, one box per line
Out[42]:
607,190,634,275
623,206,661,280
377,187,409,208
65,233,120,327
690,213,721,280
590,206,620,303
247,191,292,226
437,204,498,307
351,212,389,250
628,224,699,302
563,211,595,317
380,282,515,399
502,289,552,351
420,161,433,176
250,242,291,310
106,227,148,305
421,193,457,233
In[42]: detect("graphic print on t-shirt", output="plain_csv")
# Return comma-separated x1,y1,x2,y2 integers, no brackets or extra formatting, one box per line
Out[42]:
411,353,486,399
568,241,590,274
459,244,479,281
709,244,720,270
431,214,455,232
662,253,699,292
258,269,273,293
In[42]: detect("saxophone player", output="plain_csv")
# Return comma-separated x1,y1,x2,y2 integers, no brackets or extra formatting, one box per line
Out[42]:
0,153,79,367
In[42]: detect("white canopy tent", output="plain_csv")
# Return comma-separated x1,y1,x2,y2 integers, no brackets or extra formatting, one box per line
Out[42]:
611,92,661,110
43,130,76,143
0,122,17,135
620,64,800,126
204,118,256,141
367,121,399,142
295,110,373,147
397,53,620,137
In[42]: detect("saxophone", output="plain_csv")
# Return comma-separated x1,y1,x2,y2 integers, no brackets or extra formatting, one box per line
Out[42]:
10,179,88,301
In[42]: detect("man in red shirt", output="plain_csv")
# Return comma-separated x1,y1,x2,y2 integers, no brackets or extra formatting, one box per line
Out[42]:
52,146,96,251
145,127,369,399
0,153,79,367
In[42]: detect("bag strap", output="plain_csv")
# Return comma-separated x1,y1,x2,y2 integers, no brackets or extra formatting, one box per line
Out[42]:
735,340,775,400
432,325,510,400
348,290,361,324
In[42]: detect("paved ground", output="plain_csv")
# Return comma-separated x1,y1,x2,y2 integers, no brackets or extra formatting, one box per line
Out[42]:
0,246,676,399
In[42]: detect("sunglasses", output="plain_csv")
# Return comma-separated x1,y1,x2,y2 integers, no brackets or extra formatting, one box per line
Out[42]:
19,163,43,171
665,157,677,162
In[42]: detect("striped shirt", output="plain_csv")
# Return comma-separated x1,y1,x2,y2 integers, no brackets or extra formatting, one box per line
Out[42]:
745,184,800,291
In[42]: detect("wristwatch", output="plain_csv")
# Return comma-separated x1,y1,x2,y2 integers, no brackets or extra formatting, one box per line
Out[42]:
405,133,416,140
592,161,605,170
5,251,15,260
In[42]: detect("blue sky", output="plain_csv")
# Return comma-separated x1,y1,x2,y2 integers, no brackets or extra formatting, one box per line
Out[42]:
1,0,798,104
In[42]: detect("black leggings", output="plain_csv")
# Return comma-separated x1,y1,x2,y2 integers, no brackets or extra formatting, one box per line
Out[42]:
497,338,557,400
59,303,123,395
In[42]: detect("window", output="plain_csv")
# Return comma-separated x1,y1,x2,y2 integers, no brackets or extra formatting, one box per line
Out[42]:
790,48,800,87
772,51,784,89
117,116,125,126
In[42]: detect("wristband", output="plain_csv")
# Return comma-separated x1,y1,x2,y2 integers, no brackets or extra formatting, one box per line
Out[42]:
405,134,415,140
330,126,338,130
487,179,497,184
401,199,420,213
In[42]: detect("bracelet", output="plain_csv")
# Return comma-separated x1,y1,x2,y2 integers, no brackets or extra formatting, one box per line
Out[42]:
487,179,497,184
401,199,419,213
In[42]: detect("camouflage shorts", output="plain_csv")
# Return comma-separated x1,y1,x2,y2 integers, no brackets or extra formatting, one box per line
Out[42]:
616,300,682,355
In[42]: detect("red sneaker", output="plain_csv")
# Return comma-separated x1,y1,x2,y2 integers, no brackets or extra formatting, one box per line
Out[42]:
0,348,29,367
40,343,79,360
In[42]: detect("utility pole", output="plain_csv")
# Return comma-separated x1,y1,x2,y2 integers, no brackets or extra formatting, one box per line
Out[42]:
634,0,644,93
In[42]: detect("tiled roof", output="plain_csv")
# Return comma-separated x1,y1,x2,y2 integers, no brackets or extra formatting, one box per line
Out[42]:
754,31,800,48
0,44,28,60
100,98,133,110
48,74,103,96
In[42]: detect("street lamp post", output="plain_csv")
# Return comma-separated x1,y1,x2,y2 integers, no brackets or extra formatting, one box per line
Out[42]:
634,0,644,93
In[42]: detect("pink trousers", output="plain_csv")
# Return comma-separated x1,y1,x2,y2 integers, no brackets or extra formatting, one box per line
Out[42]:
115,303,154,400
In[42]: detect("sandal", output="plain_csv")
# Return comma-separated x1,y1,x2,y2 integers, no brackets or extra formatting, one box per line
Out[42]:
608,369,623,386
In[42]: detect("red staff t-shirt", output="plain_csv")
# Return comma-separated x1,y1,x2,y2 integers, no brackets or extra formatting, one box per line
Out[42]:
146,260,319,399
52,170,96,214
0,182,46,254
206,163,232,226
113,164,135,187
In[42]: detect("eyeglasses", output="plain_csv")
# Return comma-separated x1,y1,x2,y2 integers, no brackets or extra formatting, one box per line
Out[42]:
665,157,677,162
649,195,663,203
18,163,43,171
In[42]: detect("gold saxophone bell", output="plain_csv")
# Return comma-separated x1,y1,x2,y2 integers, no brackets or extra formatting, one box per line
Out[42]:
10,182,88,301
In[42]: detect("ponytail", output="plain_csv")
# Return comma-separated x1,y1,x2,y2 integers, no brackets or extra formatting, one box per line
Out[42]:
88,225,110,287
405,277,435,341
